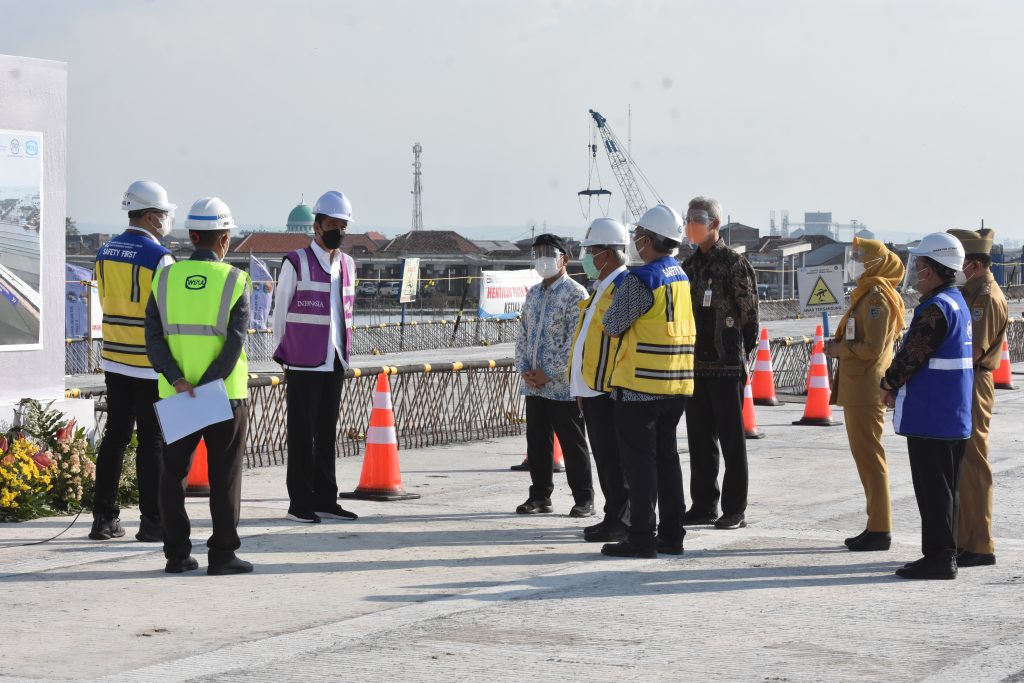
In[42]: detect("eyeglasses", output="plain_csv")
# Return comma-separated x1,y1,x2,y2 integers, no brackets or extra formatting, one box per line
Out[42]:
685,210,711,224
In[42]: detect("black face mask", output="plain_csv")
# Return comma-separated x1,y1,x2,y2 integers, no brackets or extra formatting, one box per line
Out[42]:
321,228,343,250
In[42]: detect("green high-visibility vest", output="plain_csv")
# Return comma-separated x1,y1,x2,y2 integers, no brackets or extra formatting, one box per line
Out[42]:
151,260,250,400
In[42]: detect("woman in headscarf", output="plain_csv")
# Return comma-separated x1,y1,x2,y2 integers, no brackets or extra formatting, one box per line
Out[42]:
824,236,905,551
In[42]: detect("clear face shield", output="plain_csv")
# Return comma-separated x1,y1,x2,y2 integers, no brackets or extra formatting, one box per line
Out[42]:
901,253,927,293
684,210,712,246
531,245,564,279
846,246,882,282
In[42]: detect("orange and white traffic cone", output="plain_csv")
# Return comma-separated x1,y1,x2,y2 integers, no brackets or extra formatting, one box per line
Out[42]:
994,338,1017,390
793,338,842,426
805,324,824,395
185,438,210,497
339,373,420,501
511,435,566,472
752,327,780,406
743,373,765,439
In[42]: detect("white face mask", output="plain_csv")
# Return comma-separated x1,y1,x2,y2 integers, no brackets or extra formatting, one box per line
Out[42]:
626,236,643,265
534,256,561,279
155,213,173,237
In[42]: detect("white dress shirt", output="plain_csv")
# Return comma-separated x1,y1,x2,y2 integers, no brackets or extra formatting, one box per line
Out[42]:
272,242,353,372
570,265,627,398
100,228,176,380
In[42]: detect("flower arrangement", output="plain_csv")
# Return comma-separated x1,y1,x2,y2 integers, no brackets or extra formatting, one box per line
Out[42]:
1,400,101,521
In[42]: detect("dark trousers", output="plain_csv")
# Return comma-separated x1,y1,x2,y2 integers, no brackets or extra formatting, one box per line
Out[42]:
160,405,247,562
286,363,344,513
525,396,593,506
582,394,629,525
615,397,687,551
685,375,748,516
93,372,163,521
907,436,966,560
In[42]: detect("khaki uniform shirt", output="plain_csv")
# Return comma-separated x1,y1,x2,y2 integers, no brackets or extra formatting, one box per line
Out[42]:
962,271,1008,371
832,287,899,407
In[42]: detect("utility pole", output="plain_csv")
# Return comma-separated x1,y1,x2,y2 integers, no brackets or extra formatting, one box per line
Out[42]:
411,142,423,231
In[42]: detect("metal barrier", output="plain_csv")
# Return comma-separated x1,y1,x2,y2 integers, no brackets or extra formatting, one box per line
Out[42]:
65,318,521,374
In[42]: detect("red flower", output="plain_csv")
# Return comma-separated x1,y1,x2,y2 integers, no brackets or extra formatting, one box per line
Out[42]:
1,454,12,466
57,419,78,443
0,435,7,453
32,450,52,470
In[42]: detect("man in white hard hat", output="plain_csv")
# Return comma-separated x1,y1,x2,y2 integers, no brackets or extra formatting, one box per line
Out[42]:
681,196,759,531
145,197,253,575
89,180,176,542
272,190,358,523
880,232,972,580
600,204,695,558
514,233,594,517
568,218,631,542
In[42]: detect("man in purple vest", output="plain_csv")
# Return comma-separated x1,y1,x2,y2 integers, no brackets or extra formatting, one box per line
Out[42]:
272,190,358,523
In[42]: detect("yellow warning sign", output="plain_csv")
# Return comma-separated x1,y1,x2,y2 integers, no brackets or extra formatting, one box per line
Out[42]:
806,276,838,306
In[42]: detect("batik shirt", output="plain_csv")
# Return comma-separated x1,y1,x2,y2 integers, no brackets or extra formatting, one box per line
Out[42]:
515,273,588,401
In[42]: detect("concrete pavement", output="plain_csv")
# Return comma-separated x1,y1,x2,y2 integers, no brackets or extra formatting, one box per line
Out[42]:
2,387,1023,682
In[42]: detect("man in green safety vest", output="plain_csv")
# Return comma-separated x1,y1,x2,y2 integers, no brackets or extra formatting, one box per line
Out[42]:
144,197,253,576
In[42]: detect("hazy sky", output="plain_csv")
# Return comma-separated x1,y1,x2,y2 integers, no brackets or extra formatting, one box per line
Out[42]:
3,0,1023,242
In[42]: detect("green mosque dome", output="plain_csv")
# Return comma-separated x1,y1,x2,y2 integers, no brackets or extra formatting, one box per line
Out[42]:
286,202,314,232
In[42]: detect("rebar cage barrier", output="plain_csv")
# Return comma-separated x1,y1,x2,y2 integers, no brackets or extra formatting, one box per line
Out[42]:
64,318,522,375
74,319,1022,469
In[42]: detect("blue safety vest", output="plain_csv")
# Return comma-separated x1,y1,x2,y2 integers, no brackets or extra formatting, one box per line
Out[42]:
893,286,973,439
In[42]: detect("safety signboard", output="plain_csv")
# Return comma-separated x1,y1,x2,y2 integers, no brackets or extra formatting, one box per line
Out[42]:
796,264,845,314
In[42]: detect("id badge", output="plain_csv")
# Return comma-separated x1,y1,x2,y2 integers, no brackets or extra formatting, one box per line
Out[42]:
846,317,856,339
702,289,712,307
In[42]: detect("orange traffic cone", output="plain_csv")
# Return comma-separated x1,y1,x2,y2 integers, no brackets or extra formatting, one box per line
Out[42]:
510,435,566,472
752,327,780,406
805,324,824,395
743,374,765,439
185,438,210,497
994,339,1017,390
339,373,420,501
793,338,842,426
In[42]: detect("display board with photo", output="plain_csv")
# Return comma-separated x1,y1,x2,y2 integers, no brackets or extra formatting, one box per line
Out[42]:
0,130,43,349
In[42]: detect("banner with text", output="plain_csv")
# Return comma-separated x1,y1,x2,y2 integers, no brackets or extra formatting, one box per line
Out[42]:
477,269,541,319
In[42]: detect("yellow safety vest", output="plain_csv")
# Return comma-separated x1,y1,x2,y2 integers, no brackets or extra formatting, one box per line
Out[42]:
608,262,695,396
151,260,250,400
568,274,624,393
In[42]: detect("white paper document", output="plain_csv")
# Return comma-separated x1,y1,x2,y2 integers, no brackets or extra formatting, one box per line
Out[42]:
153,379,234,444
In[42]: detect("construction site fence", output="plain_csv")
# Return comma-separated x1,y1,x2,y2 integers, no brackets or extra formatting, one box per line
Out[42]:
64,318,521,375
69,319,1023,470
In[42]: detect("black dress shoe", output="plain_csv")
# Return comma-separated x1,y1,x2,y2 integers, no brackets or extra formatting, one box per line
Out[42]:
656,538,684,556
207,556,254,576
516,499,553,514
569,502,595,518
895,556,957,580
847,531,890,552
601,539,657,559
714,513,746,530
165,556,199,574
584,519,607,534
956,550,996,567
844,529,869,547
683,509,719,526
584,522,628,543
136,516,163,543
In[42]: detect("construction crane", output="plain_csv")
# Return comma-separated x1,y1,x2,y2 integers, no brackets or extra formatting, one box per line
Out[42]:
586,109,663,224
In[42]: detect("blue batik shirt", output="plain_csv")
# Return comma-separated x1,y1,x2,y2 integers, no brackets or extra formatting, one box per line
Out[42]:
515,273,588,401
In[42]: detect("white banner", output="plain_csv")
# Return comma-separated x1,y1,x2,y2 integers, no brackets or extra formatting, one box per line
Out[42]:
399,257,420,304
477,269,541,319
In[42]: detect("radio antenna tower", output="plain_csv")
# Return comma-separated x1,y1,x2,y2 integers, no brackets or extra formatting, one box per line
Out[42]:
411,142,424,231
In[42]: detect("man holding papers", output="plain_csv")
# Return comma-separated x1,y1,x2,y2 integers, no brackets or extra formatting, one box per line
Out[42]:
145,197,254,576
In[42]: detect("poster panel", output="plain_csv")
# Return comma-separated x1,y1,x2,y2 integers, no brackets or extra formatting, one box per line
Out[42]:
477,269,541,319
0,130,43,349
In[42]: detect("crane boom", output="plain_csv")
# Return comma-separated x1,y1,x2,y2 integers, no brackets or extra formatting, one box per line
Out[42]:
589,109,649,223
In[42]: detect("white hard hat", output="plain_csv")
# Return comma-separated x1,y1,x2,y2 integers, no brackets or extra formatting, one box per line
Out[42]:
581,217,628,247
636,204,684,243
312,190,353,221
121,180,176,213
183,197,236,231
908,232,965,271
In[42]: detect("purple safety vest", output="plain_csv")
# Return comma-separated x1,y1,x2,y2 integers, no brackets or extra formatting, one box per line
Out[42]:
273,247,354,367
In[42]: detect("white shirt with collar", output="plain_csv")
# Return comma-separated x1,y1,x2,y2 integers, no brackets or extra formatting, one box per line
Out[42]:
100,227,176,380
272,241,353,372
570,265,627,399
